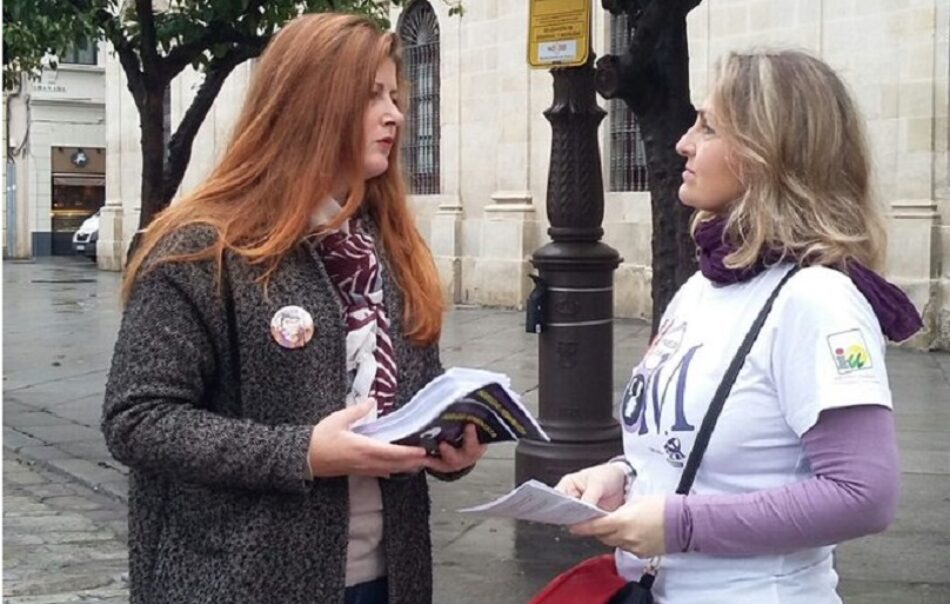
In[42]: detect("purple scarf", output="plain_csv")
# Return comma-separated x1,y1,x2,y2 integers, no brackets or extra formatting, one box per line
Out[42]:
694,217,922,342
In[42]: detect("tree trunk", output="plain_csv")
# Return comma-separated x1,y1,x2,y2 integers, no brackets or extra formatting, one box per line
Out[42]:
595,0,700,335
123,50,260,261
129,83,166,259
101,4,267,263
160,46,263,205
642,13,696,334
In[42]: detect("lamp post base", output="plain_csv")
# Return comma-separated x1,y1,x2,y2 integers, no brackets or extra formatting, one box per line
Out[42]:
516,435,622,487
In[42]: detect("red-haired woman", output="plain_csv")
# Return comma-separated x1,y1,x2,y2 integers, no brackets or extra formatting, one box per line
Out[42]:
102,13,485,604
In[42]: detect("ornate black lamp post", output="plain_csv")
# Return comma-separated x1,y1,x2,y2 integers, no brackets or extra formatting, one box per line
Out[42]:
515,50,623,486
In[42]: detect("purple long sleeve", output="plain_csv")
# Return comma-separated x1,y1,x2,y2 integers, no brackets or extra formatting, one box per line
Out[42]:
664,405,900,555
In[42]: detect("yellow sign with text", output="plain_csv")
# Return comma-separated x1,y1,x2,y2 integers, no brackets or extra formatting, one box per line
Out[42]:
528,0,590,68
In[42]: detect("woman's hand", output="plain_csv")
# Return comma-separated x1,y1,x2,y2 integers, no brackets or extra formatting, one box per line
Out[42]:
569,494,668,558
308,400,428,478
424,423,487,474
554,462,628,512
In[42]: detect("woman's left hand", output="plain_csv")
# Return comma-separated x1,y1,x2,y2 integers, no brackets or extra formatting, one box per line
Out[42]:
569,494,668,558
424,423,487,474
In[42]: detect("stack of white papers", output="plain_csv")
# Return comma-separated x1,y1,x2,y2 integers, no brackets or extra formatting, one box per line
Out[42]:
459,479,607,525
354,367,548,450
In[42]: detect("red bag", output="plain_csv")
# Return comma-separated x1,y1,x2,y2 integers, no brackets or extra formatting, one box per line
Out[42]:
528,554,627,604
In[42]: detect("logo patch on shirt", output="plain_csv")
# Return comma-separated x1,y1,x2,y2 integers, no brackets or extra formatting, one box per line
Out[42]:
663,437,686,468
827,329,873,374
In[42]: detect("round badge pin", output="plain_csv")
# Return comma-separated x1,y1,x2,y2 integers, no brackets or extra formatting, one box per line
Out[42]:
270,305,315,349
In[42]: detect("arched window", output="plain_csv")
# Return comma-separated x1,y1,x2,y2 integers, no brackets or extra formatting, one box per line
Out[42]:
608,12,648,192
398,1,441,195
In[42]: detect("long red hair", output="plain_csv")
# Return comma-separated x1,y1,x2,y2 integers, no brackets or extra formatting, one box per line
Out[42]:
123,13,443,344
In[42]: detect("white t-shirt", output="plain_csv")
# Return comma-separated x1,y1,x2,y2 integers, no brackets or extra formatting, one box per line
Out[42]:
616,263,892,604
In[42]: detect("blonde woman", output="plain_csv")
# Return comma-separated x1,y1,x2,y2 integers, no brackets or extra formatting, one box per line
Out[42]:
554,50,918,603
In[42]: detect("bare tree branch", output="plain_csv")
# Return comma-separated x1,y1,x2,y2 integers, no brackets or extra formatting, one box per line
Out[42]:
595,0,677,107
162,0,269,77
63,0,148,110
162,39,268,201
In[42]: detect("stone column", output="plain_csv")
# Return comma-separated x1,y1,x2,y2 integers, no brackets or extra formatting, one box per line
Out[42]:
889,200,939,344
885,3,942,346
99,44,128,270
428,4,464,304
935,1,950,348
477,191,537,306
472,2,538,308
431,198,463,303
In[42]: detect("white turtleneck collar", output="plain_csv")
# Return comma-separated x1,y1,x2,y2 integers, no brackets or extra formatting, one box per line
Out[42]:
310,196,350,235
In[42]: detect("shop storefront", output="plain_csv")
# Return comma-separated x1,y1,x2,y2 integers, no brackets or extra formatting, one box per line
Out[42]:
50,147,105,255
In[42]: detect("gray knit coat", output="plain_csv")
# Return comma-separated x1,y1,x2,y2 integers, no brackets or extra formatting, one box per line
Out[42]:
102,224,444,604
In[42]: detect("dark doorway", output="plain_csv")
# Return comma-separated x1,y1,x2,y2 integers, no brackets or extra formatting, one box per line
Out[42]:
50,175,104,255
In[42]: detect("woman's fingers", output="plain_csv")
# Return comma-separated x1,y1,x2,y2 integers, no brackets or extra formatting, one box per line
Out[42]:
570,516,613,538
340,422,490,477
349,434,427,473
424,456,455,474
554,474,583,498
579,480,604,506
424,424,487,473
328,399,376,428
461,424,486,456
426,439,467,473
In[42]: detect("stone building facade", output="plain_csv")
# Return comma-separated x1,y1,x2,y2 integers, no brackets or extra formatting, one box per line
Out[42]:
100,0,950,347
4,42,107,259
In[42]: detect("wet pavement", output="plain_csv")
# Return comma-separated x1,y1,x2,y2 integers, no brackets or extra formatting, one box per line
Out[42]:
4,257,950,603
3,452,128,603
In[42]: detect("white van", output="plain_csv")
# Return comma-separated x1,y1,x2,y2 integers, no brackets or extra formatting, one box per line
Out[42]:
72,210,100,259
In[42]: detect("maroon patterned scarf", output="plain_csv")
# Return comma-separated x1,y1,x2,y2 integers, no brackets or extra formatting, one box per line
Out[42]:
317,219,398,415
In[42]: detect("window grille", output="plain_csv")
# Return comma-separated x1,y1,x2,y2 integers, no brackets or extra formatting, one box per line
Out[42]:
608,12,648,192
399,1,441,195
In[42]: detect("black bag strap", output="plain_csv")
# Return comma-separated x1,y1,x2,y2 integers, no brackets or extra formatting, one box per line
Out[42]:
675,265,801,495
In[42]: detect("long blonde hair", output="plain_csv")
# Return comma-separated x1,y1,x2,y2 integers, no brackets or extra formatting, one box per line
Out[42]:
694,49,886,271
123,13,443,344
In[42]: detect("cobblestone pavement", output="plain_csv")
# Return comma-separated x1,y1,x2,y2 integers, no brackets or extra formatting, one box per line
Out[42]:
3,452,129,603
4,258,950,603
